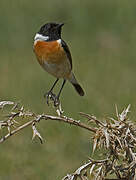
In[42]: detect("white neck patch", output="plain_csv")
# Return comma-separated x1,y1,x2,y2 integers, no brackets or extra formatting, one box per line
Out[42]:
57,39,61,44
34,33,49,42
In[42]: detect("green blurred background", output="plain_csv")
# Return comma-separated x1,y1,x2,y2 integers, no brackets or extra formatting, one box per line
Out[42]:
0,0,136,179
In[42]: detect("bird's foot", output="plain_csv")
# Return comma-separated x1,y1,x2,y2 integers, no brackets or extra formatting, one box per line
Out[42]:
44,91,56,106
44,92,60,108
44,92,63,115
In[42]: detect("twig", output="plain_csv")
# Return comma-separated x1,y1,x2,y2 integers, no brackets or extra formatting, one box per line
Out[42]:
80,112,105,127
42,115,97,133
0,113,97,144
0,120,33,143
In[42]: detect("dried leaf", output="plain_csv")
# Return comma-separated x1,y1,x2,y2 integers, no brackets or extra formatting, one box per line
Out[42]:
62,174,75,180
119,104,131,121
90,164,95,176
95,166,102,180
76,162,92,175
103,128,110,148
93,137,97,153
80,112,104,126
125,127,130,136
115,104,119,120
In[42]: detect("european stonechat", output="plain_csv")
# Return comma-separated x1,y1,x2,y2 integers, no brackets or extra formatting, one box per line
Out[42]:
33,22,84,106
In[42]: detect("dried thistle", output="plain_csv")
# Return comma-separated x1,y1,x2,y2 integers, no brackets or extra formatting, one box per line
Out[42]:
0,101,136,179
64,105,136,180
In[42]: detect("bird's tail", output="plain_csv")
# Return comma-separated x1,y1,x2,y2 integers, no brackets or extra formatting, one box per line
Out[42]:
69,73,85,96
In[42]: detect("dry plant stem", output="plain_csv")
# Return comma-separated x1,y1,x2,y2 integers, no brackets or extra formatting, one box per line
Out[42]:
1,102,134,179
0,120,33,143
80,112,105,127
43,115,97,133
0,114,96,144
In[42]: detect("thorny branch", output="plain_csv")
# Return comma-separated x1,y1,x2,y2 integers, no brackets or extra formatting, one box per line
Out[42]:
62,104,136,180
0,101,136,179
0,101,96,144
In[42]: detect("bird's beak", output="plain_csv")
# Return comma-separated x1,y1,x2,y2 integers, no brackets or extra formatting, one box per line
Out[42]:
58,23,64,28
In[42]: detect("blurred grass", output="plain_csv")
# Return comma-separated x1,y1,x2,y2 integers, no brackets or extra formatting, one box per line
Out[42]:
1,0,136,179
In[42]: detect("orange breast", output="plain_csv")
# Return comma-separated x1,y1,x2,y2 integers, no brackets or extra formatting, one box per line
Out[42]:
34,40,66,66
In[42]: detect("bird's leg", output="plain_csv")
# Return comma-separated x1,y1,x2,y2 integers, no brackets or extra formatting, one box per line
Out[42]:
44,78,59,105
54,79,66,107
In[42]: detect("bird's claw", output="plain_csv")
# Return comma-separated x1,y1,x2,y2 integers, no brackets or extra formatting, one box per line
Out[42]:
44,91,56,106
44,92,60,107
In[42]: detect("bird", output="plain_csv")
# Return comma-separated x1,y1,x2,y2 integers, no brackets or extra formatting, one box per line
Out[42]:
33,22,84,106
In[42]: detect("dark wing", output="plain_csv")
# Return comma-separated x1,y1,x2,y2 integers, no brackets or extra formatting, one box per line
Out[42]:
61,39,72,69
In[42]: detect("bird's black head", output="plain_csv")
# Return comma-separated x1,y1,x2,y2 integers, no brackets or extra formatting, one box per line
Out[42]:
38,22,64,41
